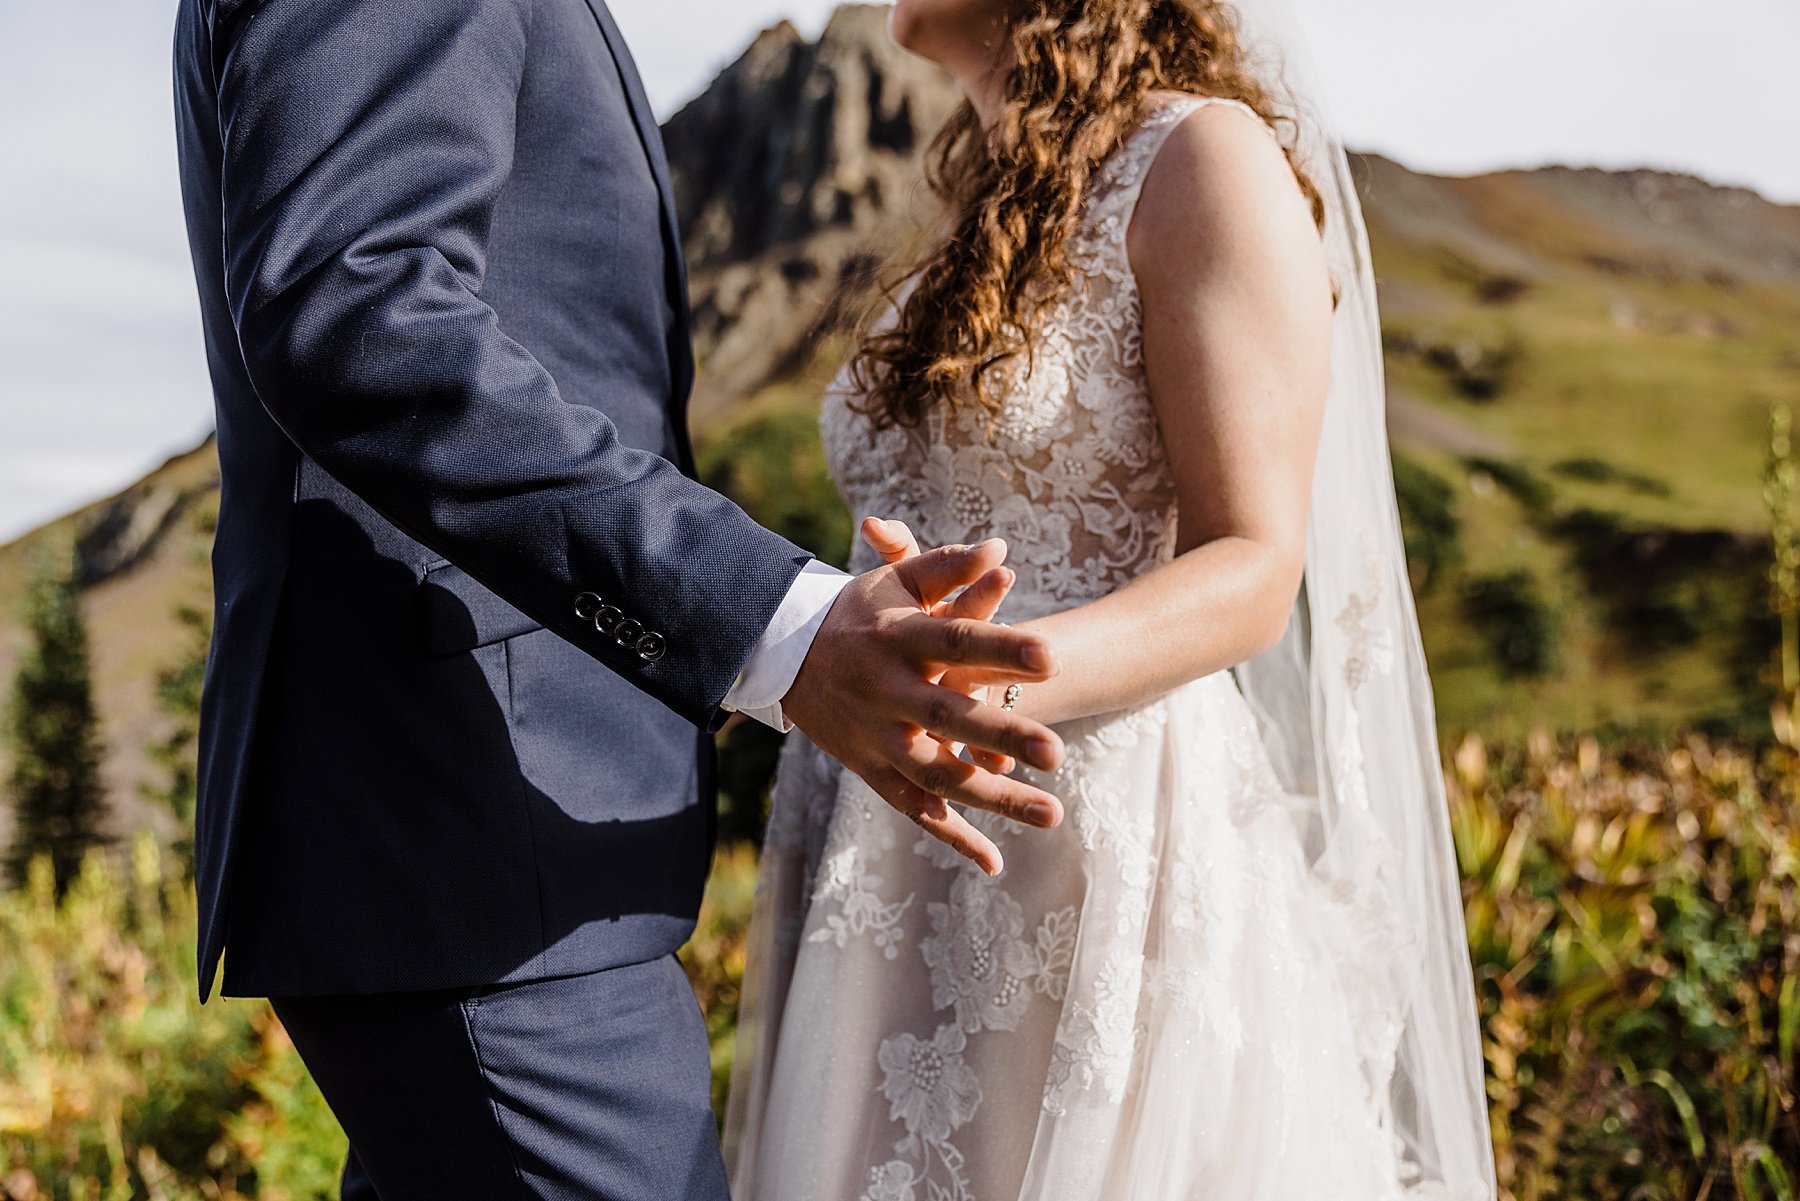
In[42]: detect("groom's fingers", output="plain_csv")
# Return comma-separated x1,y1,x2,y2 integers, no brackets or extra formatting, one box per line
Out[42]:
892,733,1064,827
904,684,1066,776
864,766,1004,876
899,615,1058,679
892,538,1009,608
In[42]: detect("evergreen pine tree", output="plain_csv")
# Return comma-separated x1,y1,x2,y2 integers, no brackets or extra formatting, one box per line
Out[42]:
4,546,109,892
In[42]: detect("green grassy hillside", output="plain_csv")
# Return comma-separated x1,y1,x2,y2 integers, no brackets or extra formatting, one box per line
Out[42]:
1359,158,1800,737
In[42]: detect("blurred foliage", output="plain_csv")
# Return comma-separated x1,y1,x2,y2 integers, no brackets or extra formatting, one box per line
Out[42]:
1384,326,1525,402
1765,405,1800,701
1465,456,1555,518
1461,569,1562,679
142,608,210,878
1392,455,1462,595
714,720,783,847
5,548,108,894
677,841,760,1120
1555,508,1767,663
1454,732,1800,1198
1552,456,1673,499
0,837,342,1201
696,397,853,571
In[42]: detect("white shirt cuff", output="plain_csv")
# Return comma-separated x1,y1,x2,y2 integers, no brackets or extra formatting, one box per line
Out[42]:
722,559,851,731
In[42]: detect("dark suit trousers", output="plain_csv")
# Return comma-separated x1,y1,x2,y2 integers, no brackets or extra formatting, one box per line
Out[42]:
272,956,729,1201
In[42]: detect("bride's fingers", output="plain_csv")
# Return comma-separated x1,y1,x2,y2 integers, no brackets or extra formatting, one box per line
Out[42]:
861,516,922,565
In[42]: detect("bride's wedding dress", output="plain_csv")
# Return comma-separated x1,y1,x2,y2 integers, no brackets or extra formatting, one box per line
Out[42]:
725,95,1456,1201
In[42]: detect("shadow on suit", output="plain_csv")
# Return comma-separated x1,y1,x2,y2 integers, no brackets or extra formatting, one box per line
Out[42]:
228,493,722,997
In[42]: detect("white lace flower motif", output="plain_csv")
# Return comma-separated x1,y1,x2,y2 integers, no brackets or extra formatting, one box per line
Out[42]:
1043,440,1105,499
1336,534,1397,693
920,873,1037,1033
989,332,1077,456
1044,949,1145,1111
920,443,1018,537
1011,509,1074,570
876,1024,983,1146
859,1160,919,1201
1034,557,1087,600
1083,398,1159,469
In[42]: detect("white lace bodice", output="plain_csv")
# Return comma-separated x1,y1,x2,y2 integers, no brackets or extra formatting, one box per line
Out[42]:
820,96,1248,620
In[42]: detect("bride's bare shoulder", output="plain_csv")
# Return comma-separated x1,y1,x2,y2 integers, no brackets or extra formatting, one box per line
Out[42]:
1126,95,1317,279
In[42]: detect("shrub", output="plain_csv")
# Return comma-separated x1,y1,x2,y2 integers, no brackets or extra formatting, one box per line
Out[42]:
1465,456,1555,518
1393,456,1463,594
1453,733,1800,1198
0,838,343,1200
1462,569,1562,678
1552,456,1673,498
143,608,211,878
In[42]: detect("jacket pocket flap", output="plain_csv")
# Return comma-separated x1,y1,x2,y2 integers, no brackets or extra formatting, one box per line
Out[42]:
419,562,544,655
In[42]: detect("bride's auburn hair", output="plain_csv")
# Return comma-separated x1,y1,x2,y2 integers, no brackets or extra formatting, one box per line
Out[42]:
852,0,1325,430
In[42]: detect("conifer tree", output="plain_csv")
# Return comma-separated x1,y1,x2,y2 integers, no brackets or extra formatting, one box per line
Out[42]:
4,547,109,892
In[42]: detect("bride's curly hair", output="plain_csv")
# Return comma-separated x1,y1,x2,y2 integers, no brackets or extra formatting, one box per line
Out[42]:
852,0,1324,429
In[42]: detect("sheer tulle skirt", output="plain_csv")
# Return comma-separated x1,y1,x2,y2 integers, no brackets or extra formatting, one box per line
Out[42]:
726,672,1425,1200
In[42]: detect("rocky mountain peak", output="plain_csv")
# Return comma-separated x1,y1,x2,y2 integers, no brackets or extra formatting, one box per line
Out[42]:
662,6,962,419
664,4,958,276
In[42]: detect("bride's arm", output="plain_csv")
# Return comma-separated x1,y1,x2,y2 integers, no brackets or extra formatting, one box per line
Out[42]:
942,103,1334,728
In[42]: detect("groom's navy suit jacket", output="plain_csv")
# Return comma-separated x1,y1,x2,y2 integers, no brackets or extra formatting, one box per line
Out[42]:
173,0,809,1000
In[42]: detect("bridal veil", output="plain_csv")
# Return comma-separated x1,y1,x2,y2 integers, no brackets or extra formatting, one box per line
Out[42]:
1227,1,1497,1194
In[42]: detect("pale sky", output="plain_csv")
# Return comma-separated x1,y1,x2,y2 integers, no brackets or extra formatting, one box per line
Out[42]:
1,0,1795,544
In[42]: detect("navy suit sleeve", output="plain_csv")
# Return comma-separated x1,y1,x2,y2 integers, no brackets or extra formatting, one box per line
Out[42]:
205,0,808,727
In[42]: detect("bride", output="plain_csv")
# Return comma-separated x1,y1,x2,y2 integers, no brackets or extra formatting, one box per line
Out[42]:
726,0,1496,1197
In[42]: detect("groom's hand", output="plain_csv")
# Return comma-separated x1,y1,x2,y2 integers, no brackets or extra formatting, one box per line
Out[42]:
782,538,1065,875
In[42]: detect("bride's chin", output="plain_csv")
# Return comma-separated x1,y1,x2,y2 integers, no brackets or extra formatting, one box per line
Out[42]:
889,0,998,62
887,2,931,56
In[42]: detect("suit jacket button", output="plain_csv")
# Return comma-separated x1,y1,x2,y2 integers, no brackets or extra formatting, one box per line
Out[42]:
574,592,603,621
636,631,667,662
613,617,644,647
594,605,623,634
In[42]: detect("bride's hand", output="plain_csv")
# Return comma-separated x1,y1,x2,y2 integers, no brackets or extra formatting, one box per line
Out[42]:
862,518,1025,775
